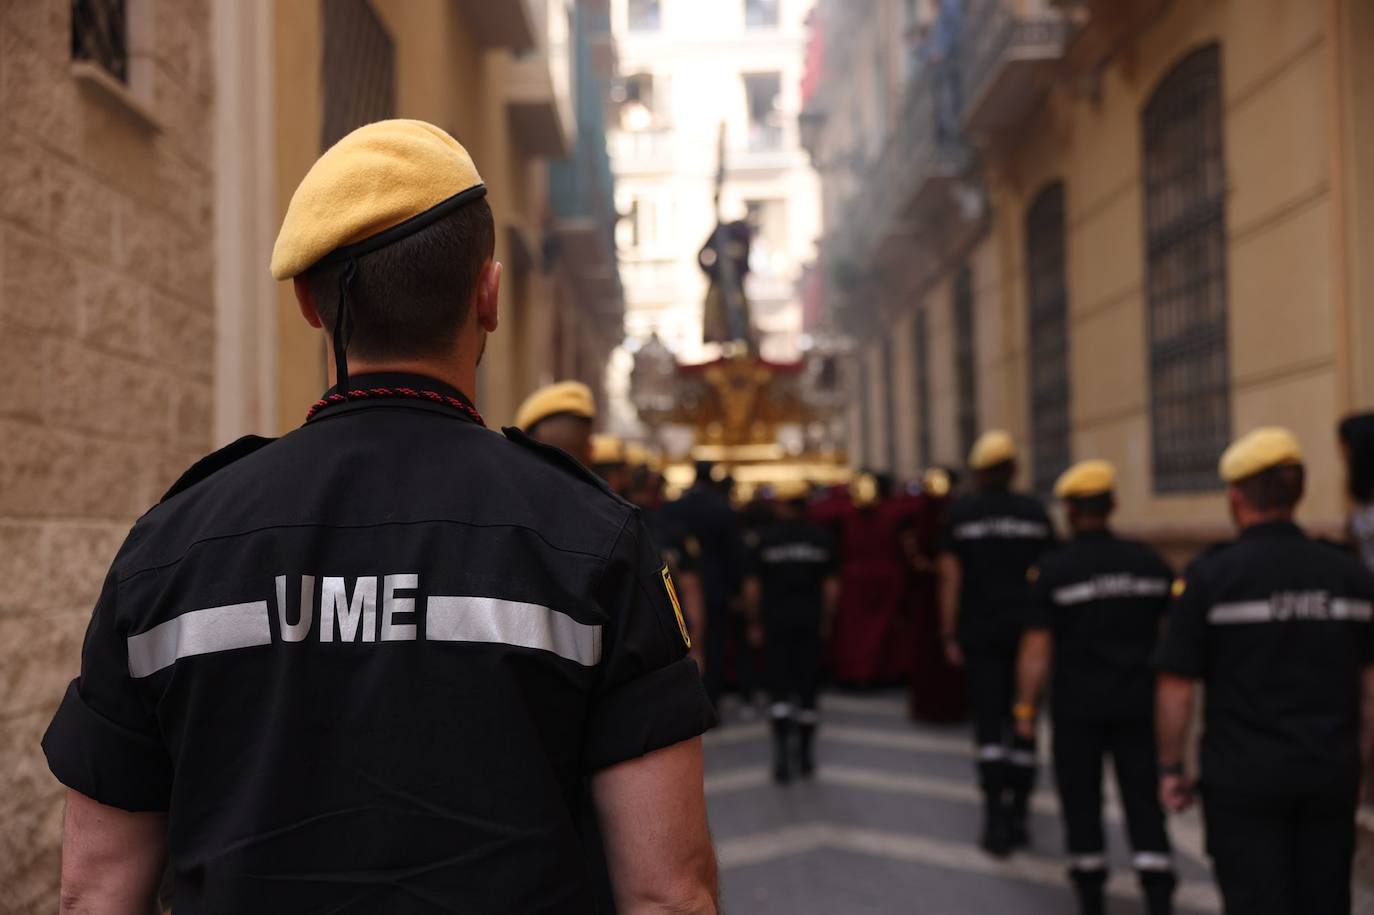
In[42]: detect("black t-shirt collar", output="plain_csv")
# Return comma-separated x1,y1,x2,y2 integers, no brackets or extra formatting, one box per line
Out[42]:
308,372,481,425
1238,519,1303,539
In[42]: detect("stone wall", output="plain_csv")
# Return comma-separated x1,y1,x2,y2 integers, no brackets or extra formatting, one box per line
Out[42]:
0,1,214,910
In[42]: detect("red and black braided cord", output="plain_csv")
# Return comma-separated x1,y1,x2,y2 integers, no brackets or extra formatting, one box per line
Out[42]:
306,387,485,427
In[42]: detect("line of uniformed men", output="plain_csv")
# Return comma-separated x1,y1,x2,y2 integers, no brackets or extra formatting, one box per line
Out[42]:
937,426,1374,915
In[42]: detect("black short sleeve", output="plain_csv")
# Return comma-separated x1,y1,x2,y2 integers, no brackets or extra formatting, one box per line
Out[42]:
1156,562,1210,677
582,515,716,772
42,567,173,811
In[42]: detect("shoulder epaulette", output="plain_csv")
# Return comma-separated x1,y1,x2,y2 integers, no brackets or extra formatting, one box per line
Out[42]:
501,426,633,508
159,435,276,504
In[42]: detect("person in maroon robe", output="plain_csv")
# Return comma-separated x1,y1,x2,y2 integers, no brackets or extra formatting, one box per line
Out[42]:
903,468,968,722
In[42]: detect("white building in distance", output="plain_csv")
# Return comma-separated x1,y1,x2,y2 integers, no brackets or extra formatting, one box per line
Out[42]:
607,0,821,370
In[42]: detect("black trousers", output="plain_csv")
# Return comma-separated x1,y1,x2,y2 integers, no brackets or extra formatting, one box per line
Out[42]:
1052,715,1171,874
965,646,1035,795
1203,782,1357,915
765,624,821,720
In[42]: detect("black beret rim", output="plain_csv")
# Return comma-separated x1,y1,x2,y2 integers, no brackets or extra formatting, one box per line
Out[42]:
311,183,489,271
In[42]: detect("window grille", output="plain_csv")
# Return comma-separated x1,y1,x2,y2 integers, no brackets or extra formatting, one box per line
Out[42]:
1142,44,1230,492
914,307,932,469
71,0,128,83
322,0,396,150
1026,182,1071,495
953,266,978,463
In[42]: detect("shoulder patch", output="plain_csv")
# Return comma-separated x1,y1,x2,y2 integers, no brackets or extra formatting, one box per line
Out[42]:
661,564,691,648
502,425,631,506
1027,566,1039,584
159,435,275,504
1171,578,1187,598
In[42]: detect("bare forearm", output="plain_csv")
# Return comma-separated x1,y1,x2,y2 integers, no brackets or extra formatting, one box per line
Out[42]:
1155,675,1196,767
60,791,167,915
937,554,961,639
1014,629,1052,711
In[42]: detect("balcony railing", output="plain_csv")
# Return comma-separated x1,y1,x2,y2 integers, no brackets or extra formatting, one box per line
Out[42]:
959,0,1071,136
830,65,971,272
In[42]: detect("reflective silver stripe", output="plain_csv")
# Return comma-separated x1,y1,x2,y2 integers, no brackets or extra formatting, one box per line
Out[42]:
1133,851,1174,872
1052,575,1171,606
127,601,272,678
1331,598,1374,621
425,595,601,666
977,744,1006,761
1207,600,1272,625
1069,853,1107,872
953,518,1051,541
771,702,794,720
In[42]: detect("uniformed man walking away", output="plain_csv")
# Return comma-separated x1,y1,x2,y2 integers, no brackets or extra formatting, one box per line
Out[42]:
42,120,719,915
516,380,597,466
1014,460,1175,915
1157,427,1374,915
938,430,1054,856
743,496,841,784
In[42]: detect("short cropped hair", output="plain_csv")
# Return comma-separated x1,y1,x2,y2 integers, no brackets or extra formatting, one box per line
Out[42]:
304,199,495,360
975,460,1015,491
1066,492,1114,520
1234,463,1305,513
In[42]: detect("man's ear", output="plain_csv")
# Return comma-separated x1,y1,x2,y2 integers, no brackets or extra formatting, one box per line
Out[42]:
474,260,502,333
294,276,323,329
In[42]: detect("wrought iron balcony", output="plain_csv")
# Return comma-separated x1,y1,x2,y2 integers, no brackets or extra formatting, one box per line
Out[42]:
829,67,971,276
959,0,1071,137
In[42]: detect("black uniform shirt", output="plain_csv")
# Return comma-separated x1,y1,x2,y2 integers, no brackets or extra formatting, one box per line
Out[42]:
748,520,840,632
1157,520,1374,792
42,373,714,915
665,485,742,610
940,488,1054,650
1024,530,1172,720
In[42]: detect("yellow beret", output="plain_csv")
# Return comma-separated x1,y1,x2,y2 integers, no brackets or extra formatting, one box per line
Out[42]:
1054,459,1116,499
922,467,951,498
969,430,1016,471
1219,427,1304,483
514,381,595,431
591,434,625,466
850,473,879,508
270,119,486,280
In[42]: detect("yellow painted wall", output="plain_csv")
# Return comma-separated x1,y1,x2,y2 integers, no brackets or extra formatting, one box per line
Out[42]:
974,0,1346,531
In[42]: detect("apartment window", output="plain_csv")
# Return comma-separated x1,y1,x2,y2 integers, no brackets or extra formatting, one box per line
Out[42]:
628,0,661,32
914,307,932,469
743,72,783,152
953,266,978,463
322,0,396,149
71,0,128,82
745,0,780,29
1143,44,1230,492
1025,182,1071,495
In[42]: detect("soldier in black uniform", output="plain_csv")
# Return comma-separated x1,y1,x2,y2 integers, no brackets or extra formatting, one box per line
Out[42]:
1157,427,1374,915
1014,460,1175,915
938,430,1054,856
42,120,718,914
743,495,840,783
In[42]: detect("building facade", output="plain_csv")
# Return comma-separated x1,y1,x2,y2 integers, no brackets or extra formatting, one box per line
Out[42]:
608,0,822,366
1,1,622,909
805,0,1374,547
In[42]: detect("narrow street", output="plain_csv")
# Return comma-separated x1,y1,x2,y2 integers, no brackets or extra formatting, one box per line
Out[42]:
705,692,1222,914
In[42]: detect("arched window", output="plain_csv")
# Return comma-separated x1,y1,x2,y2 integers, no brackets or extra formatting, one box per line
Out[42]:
953,266,979,462
1142,44,1229,492
1025,182,1071,495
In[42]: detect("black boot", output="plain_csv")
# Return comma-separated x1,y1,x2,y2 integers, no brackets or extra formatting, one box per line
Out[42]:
1139,869,1176,915
771,716,792,784
1006,735,1037,849
977,757,1012,857
796,721,817,777
1069,867,1107,915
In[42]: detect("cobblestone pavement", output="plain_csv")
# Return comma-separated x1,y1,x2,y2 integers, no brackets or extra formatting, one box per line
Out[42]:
705,691,1221,915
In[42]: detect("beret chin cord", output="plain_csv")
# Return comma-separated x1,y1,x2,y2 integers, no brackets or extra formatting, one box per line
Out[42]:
333,258,358,398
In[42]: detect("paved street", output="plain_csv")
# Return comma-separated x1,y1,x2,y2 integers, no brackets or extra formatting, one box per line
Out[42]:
705,691,1222,915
